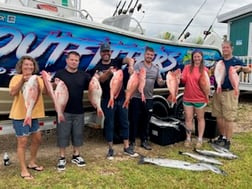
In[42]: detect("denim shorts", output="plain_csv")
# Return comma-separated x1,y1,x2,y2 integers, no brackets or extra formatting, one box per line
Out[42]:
13,119,40,137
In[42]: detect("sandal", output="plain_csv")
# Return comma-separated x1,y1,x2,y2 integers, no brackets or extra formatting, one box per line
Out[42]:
20,174,34,180
27,165,44,171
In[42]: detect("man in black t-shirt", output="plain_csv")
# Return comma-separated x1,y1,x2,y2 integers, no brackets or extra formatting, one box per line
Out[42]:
54,51,90,171
92,43,138,160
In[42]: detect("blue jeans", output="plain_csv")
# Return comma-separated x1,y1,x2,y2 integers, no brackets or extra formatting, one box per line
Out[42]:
101,98,129,143
129,97,153,143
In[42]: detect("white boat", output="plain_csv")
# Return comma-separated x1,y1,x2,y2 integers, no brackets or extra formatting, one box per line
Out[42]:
0,0,221,134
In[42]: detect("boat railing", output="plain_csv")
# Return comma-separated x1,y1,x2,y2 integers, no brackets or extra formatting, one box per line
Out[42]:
31,0,93,20
238,56,252,91
5,0,93,21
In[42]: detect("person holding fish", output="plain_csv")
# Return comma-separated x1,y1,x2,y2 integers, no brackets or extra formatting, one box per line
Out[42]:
181,49,210,148
128,46,165,151
90,43,138,160
53,51,91,171
9,56,45,180
212,40,251,150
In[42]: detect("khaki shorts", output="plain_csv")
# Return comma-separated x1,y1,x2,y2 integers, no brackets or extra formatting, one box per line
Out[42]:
211,90,239,121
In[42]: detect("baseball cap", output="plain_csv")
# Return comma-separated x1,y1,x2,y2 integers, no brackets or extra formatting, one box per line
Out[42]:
100,43,111,51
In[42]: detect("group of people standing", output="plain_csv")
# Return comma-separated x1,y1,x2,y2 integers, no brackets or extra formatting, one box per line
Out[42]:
8,40,250,180
182,40,251,150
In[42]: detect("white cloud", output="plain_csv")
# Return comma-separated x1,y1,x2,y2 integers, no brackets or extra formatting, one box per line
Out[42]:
83,0,251,38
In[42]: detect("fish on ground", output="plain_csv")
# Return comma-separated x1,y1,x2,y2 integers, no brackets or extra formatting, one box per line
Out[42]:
88,73,104,117
214,60,226,93
179,151,223,165
139,156,226,175
107,69,123,108
194,148,238,160
199,70,210,103
210,143,235,154
229,66,240,96
166,68,181,108
138,67,146,102
23,75,39,127
123,71,140,108
54,78,69,123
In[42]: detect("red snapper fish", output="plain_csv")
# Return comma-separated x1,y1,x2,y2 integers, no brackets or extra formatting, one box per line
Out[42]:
41,70,56,105
23,75,39,127
107,69,123,108
123,71,140,108
199,70,211,103
54,79,69,123
166,69,181,107
229,66,240,96
214,60,226,93
138,67,146,102
88,73,104,117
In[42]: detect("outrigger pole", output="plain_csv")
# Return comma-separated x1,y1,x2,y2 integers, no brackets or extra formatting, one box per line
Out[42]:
203,0,226,39
123,0,134,14
113,0,122,16
118,1,127,15
178,0,208,40
129,0,139,14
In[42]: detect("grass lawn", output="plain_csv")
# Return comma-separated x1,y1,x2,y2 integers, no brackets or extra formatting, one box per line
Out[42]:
0,130,252,189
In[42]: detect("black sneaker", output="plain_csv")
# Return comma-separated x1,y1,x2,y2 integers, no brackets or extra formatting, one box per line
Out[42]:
57,158,66,171
141,141,152,150
129,142,135,150
71,155,86,167
223,140,231,150
124,147,139,157
213,135,226,146
107,148,114,160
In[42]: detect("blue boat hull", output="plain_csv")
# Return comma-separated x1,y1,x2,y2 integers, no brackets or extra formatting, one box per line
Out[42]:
0,8,221,87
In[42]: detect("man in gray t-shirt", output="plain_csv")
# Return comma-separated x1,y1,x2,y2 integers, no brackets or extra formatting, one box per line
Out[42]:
129,46,165,150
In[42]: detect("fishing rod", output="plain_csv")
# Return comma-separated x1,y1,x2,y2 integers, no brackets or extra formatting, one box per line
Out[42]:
178,0,208,40
129,0,139,14
203,0,226,39
123,0,133,14
113,0,122,16
118,1,126,15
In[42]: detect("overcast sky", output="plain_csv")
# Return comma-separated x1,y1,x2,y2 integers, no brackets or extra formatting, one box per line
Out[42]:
83,0,251,39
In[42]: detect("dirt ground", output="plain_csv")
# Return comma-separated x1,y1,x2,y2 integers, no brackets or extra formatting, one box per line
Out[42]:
0,91,252,168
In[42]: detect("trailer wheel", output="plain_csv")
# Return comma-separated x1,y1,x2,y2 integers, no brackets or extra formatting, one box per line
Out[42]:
174,97,184,120
153,97,171,119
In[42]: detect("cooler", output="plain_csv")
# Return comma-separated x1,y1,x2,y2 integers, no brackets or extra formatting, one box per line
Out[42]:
149,116,186,146
194,112,219,139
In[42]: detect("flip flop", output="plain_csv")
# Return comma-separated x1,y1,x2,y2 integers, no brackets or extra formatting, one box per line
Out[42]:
27,165,44,171
20,174,34,180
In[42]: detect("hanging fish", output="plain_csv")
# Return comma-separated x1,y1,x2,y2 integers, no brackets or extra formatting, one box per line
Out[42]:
23,75,39,127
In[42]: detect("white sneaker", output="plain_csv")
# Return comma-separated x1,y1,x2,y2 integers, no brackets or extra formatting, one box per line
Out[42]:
57,158,66,171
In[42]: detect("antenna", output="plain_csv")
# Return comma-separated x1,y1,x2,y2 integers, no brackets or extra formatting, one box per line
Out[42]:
113,0,122,16
123,0,133,14
178,0,208,40
129,0,139,14
118,1,126,15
